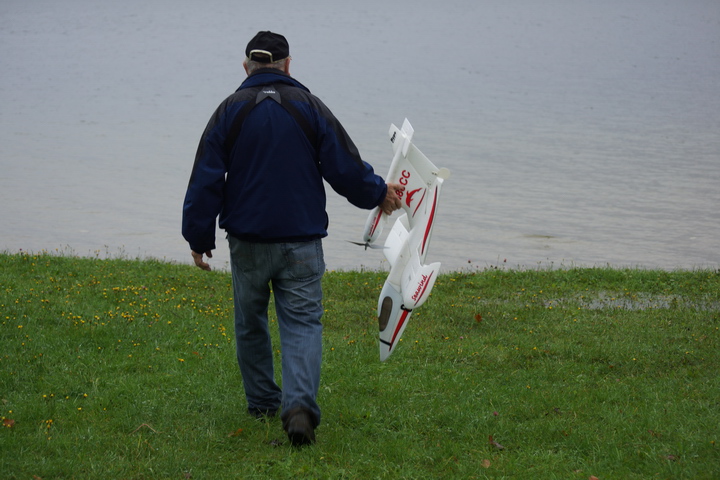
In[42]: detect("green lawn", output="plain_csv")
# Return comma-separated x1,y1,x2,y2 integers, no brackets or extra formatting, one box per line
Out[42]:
1,252,718,479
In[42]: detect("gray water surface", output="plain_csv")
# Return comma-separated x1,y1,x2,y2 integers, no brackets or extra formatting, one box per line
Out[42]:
1,0,718,271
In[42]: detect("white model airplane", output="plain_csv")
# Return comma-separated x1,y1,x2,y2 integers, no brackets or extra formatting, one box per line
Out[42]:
361,119,450,361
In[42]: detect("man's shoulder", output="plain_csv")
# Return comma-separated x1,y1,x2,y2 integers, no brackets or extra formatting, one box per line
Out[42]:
214,72,335,126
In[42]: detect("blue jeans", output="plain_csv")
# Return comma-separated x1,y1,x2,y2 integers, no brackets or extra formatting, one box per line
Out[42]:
228,236,325,425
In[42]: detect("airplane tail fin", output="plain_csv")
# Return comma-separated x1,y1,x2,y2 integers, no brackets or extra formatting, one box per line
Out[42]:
389,119,414,156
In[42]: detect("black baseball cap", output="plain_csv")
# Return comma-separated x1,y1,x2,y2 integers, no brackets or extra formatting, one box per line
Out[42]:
245,31,289,63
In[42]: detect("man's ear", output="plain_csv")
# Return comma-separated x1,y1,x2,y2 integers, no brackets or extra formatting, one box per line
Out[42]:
284,57,291,75
243,60,250,75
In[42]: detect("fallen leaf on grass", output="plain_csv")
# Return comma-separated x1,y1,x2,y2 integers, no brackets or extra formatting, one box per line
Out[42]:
589,476,600,480
475,314,482,323
3,418,15,428
482,459,491,468
489,435,504,450
228,427,243,437
665,454,679,462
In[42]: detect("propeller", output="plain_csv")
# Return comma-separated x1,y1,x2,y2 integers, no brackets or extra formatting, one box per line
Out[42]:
347,241,387,250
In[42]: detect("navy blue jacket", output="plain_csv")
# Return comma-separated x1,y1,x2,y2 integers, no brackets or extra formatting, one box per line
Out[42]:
182,69,387,253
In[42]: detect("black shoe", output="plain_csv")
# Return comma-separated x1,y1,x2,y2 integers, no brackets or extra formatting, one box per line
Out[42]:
282,407,316,446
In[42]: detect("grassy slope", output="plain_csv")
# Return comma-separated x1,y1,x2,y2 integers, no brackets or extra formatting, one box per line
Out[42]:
1,253,718,479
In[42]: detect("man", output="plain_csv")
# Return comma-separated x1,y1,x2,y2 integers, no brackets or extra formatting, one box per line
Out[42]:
182,31,403,446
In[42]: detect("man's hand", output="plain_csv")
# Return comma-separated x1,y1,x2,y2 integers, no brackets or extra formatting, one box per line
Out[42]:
191,250,213,271
380,182,405,215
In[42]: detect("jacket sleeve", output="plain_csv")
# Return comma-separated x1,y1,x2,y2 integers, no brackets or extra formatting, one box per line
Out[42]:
310,101,387,209
182,102,233,253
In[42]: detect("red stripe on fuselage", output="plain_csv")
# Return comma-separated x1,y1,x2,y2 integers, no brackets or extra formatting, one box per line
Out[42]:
420,187,438,255
389,308,411,348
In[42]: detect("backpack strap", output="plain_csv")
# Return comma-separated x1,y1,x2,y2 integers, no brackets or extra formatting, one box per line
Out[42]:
222,88,262,155
223,84,318,157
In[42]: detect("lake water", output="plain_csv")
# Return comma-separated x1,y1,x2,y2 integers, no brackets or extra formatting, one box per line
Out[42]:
1,0,718,272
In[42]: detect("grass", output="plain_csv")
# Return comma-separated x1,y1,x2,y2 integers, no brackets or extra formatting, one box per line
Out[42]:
1,251,718,479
